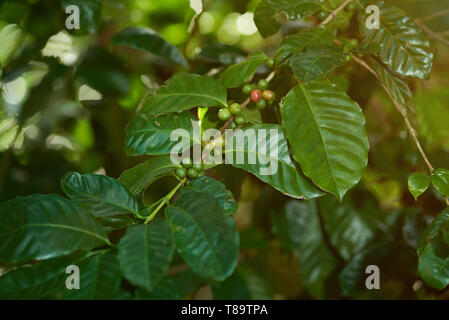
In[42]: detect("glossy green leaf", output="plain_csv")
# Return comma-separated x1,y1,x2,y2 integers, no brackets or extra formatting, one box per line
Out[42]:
408,172,430,201
431,168,449,198
117,222,174,291
181,176,237,216
360,2,433,79
218,52,267,88
61,0,101,34
111,27,188,67
276,26,334,64
418,208,449,289
63,252,121,300
135,278,180,300
339,241,392,296
280,81,369,200
0,194,109,263
371,58,417,130
289,46,347,84
125,111,200,156
318,195,376,260
282,200,337,299
62,172,139,218
141,73,227,116
254,0,323,38
119,156,181,196
223,124,324,200
0,254,85,299
166,190,239,281
0,24,23,66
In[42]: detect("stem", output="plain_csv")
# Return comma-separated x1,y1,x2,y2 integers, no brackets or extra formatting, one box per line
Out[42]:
319,0,353,26
144,178,186,224
416,9,449,23
416,21,449,47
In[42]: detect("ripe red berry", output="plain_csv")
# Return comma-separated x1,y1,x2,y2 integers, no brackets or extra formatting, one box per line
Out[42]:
250,89,262,102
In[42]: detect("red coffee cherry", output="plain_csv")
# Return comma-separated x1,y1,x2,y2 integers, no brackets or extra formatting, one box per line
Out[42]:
250,89,262,102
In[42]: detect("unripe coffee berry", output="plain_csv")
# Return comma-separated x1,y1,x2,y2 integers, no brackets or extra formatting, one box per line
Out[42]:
176,168,187,179
192,163,204,171
242,84,253,95
262,90,275,101
256,99,267,110
229,103,242,115
218,108,232,121
187,168,198,179
266,58,275,69
235,116,245,126
250,89,262,102
258,79,269,90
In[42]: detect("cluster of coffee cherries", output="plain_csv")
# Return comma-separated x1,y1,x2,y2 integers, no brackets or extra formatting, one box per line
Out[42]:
217,102,245,127
243,78,276,110
175,157,205,179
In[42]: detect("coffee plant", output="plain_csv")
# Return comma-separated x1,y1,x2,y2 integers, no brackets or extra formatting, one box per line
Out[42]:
1,0,449,299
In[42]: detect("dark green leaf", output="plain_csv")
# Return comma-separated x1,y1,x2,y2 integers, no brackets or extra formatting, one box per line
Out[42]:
223,124,324,200
166,190,239,281
63,252,121,299
135,278,180,300
280,81,369,200
0,194,109,263
431,168,449,198
62,172,139,218
119,156,181,196
141,73,227,116
218,52,267,88
360,2,433,79
408,172,430,201
111,27,188,67
276,26,334,64
125,111,200,156
117,222,174,291
289,46,347,84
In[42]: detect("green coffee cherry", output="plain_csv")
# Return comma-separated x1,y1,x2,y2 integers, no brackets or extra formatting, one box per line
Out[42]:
197,171,206,177
181,157,192,168
258,79,269,91
235,116,245,126
193,163,204,171
229,103,242,115
266,58,275,69
242,84,253,95
187,168,198,179
176,168,187,179
218,108,232,121
256,99,267,110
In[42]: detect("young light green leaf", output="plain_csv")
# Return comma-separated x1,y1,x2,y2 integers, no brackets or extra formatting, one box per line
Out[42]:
181,176,237,215
223,124,324,200
418,208,449,289
118,156,181,196
359,2,433,79
0,24,23,67
0,194,109,263
218,52,267,88
280,81,369,200
431,169,449,198
62,172,140,218
166,190,239,281
125,111,200,156
117,222,174,292
111,27,188,67
289,46,347,84
408,172,430,201
276,26,334,64
141,73,227,116
63,252,121,300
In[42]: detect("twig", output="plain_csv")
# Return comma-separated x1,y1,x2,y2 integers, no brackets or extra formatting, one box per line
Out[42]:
416,21,449,47
319,0,353,26
416,9,449,23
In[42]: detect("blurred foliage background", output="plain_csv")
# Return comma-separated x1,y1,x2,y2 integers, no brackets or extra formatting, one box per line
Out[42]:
1,0,449,299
